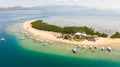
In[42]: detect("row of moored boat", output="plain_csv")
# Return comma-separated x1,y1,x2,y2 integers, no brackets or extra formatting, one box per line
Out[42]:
72,45,112,54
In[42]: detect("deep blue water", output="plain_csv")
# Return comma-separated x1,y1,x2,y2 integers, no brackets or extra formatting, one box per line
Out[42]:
0,10,120,67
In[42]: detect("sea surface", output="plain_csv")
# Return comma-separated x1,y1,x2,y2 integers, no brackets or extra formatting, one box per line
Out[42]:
0,10,120,67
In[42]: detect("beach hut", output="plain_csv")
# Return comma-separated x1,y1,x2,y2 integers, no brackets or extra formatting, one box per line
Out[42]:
81,32,87,36
75,32,81,36
75,32,87,36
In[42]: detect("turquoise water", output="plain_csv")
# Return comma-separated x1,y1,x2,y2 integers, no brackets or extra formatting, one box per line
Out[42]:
0,10,120,67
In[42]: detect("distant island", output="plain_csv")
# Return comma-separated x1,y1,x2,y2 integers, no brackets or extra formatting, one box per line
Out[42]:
0,6,93,10
111,32,120,38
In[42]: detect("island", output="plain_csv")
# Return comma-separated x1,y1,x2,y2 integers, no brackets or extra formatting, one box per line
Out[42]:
31,20,109,41
111,32,120,38
22,20,120,48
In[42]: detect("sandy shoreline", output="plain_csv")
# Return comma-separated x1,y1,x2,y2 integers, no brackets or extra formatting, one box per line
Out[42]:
22,20,120,47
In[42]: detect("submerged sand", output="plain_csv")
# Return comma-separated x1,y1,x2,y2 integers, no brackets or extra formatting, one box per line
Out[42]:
22,20,120,47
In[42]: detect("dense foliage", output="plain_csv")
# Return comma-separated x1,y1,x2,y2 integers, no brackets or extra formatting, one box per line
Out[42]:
63,26,108,37
110,32,120,38
31,20,63,32
63,26,95,35
31,20,108,37
94,31,108,37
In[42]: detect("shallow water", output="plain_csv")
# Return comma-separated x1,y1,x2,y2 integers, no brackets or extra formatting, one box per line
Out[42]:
0,10,120,67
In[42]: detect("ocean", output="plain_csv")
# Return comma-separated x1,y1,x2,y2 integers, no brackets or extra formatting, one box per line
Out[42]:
0,10,120,67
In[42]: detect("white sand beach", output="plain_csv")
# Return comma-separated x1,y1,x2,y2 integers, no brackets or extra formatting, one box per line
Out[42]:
22,20,120,47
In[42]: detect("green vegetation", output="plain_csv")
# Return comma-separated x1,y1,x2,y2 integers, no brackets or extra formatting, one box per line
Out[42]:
111,32,120,38
63,26,94,35
94,31,108,37
31,20,108,37
63,26,93,34
63,26,108,37
31,20,62,32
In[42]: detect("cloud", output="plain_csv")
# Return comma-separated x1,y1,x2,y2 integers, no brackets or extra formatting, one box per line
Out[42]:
36,0,120,10
1,0,120,10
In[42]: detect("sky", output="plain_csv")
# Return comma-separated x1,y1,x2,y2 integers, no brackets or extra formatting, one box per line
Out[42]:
0,0,120,10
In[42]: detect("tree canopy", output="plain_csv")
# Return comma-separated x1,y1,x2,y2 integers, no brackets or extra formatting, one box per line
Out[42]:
31,20,108,37
31,20,63,32
110,32,120,38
